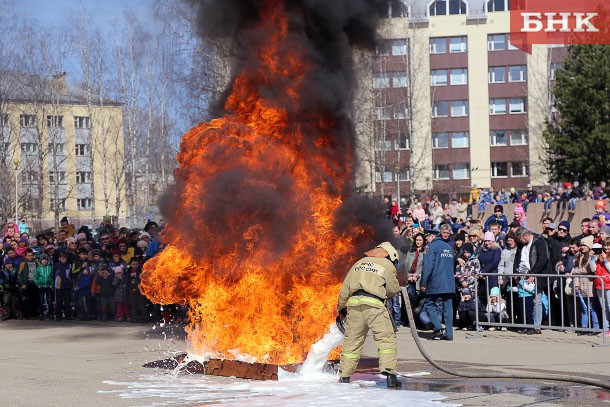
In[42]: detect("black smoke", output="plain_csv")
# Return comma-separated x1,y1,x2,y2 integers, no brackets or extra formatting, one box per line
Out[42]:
160,0,395,259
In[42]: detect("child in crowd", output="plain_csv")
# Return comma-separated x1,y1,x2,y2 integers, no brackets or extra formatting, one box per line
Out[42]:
74,259,95,320
54,251,73,321
34,254,54,320
0,262,21,320
486,287,509,331
127,257,148,323
457,288,485,330
94,262,115,321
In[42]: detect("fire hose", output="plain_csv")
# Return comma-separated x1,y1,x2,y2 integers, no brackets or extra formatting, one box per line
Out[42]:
401,290,610,391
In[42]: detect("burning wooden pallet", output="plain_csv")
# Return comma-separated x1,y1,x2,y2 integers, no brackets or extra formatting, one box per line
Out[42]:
144,353,338,381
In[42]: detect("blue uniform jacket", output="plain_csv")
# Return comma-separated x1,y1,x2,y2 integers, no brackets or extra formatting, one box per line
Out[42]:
421,236,455,294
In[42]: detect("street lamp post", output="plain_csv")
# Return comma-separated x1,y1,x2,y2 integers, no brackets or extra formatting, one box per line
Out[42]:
13,157,19,226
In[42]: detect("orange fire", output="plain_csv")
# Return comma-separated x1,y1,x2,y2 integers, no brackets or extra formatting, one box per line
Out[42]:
140,0,368,364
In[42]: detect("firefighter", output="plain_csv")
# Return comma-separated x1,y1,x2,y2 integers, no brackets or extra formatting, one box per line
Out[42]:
337,241,401,388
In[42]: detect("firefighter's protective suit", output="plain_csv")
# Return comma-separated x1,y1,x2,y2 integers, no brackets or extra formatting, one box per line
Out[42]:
337,242,400,379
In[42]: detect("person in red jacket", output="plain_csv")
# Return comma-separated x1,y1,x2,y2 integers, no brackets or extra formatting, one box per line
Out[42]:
594,238,610,337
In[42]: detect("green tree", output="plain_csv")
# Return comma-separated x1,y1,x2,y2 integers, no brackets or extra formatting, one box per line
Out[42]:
543,45,610,184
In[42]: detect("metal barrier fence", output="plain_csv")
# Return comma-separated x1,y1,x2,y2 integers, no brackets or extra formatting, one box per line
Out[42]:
471,273,608,346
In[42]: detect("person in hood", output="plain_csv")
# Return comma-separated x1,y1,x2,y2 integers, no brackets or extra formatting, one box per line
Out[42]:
484,205,508,233
337,241,401,388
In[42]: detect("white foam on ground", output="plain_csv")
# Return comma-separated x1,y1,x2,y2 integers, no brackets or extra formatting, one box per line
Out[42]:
103,323,459,406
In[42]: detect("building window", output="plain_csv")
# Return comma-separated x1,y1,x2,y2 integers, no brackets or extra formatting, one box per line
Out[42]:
77,198,93,211
488,34,506,51
76,171,92,184
450,68,468,85
375,170,393,183
373,72,391,89
396,169,410,182
49,171,66,184
449,36,467,53
393,72,408,88
510,129,528,145
488,66,506,83
375,107,392,120
432,101,449,117
452,131,469,148
491,162,508,177
489,98,507,115
509,98,527,113
508,65,527,82
550,63,561,80
376,41,390,56
21,170,38,184
431,69,448,86
48,143,64,155
47,115,63,128
490,130,508,146
396,133,410,150
432,132,449,148
21,143,37,154
511,161,529,177
429,37,447,54
20,114,37,128
376,139,392,151
451,100,469,117
74,116,91,129
75,144,92,156
486,0,509,12
391,39,408,56
453,163,470,180
0,113,8,127
50,198,66,211
434,164,450,180
429,0,467,16
394,102,408,119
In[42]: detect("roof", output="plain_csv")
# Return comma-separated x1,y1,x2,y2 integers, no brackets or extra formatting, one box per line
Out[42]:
0,71,122,107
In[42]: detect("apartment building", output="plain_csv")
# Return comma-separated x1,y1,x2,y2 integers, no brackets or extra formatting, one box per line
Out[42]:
355,0,563,201
0,72,128,229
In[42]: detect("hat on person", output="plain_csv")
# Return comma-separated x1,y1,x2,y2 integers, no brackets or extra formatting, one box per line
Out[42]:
514,205,525,215
462,242,475,254
137,240,148,250
462,288,473,296
29,237,38,244
546,223,557,230
580,235,594,249
18,237,28,243
45,244,55,250
558,220,570,231
454,233,466,243
424,229,439,237
484,231,495,241
77,233,87,241
60,216,69,224
97,262,108,270
494,205,503,213
111,249,121,257
600,225,610,235
564,182,571,189
40,253,50,262
139,231,151,239
596,200,607,210
364,241,399,263
509,220,521,228
2,242,11,250
91,249,102,256
490,287,501,297
66,237,77,244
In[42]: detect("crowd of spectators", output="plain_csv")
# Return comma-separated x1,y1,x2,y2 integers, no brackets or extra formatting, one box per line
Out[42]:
0,216,182,324
385,186,610,339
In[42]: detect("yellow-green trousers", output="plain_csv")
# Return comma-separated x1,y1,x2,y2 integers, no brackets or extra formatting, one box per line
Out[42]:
339,302,397,378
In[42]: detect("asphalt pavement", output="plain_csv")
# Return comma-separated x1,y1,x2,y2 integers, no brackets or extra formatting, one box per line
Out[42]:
1,319,609,406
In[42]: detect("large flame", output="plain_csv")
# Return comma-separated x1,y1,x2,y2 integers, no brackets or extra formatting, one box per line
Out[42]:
140,0,369,364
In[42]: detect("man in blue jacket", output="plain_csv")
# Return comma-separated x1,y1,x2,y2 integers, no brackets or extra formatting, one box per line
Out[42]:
420,223,455,340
